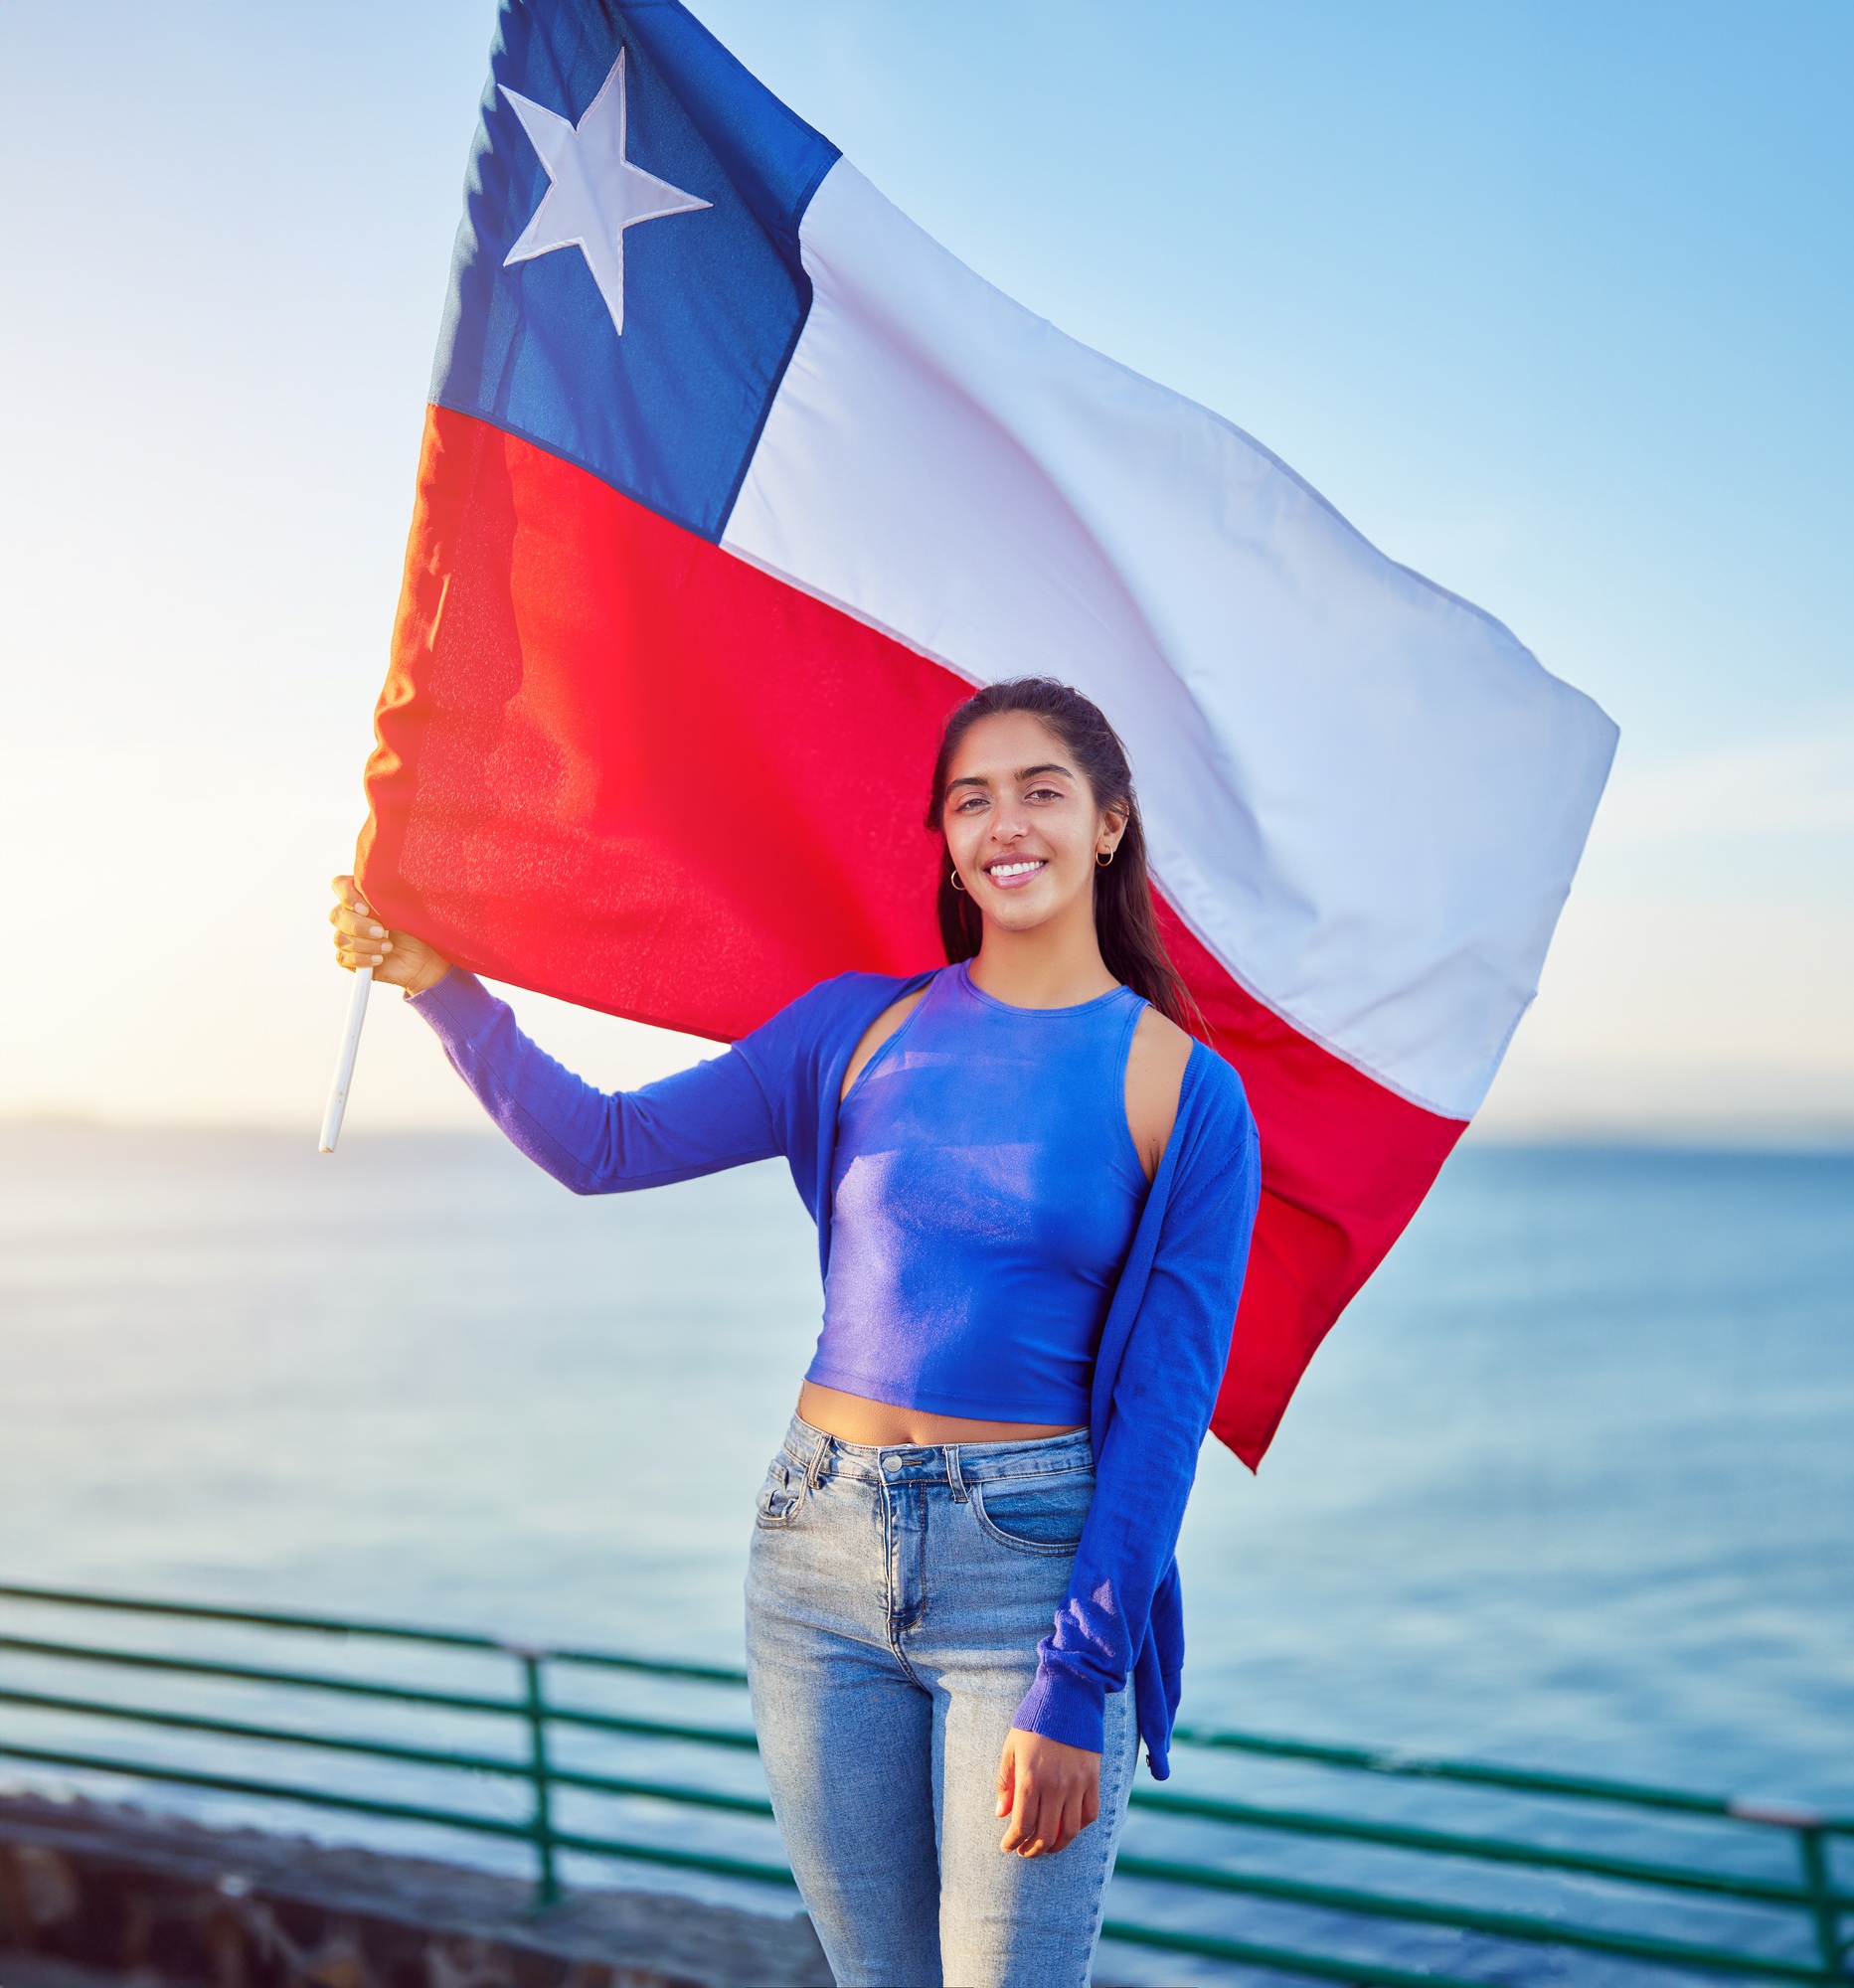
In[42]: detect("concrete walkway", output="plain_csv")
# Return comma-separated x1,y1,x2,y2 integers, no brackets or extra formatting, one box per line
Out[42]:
0,1957,140,1988
0,1794,831,1988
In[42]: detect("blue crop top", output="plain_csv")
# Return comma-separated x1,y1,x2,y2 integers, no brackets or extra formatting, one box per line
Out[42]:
812,962,1148,1423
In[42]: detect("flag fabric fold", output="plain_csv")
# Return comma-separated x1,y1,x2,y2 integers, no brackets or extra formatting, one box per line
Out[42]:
359,0,1617,1466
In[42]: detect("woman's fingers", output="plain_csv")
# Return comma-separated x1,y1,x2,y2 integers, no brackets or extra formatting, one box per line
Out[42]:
328,875,392,968
1004,1771,1064,1857
331,921,394,954
328,900,390,938
329,911,394,949
996,1730,1102,1856
1000,1762,1037,1854
1022,1785,1074,1858
1028,1788,1089,1858
328,888,396,972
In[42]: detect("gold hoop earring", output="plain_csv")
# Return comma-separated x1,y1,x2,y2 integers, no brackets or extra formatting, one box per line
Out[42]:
1096,847,1115,868
950,869,967,893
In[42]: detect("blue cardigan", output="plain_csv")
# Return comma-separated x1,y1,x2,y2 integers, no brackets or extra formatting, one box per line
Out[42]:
412,965,1262,1777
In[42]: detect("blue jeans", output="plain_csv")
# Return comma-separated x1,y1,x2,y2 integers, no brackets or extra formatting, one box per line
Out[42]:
746,1415,1137,1988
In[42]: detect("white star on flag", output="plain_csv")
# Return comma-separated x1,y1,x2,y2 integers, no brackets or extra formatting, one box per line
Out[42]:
500,49,711,336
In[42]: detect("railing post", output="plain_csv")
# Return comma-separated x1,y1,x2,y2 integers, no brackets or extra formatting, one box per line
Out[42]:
509,1645,560,1907
1798,1826,1845,1981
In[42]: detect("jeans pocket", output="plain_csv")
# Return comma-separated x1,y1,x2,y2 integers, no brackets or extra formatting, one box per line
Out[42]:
970,1470,1095,1554
754,1453,806,1530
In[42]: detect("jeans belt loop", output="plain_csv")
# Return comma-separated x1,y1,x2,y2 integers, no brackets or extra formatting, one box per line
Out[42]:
944,1443,968,1503
804,1434,828,1491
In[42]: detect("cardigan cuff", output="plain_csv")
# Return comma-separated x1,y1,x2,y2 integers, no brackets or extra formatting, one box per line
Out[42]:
406,968,495,1047
1010,1656,1108,1754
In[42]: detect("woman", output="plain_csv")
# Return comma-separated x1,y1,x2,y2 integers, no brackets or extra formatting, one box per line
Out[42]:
329,678,1261,1988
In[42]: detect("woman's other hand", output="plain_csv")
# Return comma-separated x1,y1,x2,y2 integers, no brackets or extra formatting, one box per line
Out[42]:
995,1728,1100,1857
328,875,451,996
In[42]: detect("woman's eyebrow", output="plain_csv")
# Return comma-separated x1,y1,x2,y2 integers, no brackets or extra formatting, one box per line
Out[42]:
945,760,1074,793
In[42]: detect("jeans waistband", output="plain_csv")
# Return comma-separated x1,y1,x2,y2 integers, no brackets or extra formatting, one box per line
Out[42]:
779,1411,1093,1489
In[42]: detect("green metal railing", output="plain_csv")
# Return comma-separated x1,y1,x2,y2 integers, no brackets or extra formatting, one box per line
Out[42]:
0,1584,1847,1985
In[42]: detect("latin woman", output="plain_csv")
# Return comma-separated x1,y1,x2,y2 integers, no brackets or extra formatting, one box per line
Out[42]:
328,678,1261,1988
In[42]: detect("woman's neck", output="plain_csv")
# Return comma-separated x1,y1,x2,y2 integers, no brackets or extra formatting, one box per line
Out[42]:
967,913,1118,1010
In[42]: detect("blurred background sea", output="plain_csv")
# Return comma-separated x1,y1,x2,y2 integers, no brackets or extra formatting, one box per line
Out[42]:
3,1123,1851,1978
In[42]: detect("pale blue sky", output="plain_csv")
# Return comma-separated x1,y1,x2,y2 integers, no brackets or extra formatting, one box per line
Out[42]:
1,1,1847,1131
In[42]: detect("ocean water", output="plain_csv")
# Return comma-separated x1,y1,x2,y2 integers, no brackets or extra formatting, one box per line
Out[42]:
2,1127,1851,1979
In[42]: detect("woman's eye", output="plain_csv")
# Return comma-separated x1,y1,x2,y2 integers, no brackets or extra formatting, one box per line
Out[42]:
1026,786,1064,803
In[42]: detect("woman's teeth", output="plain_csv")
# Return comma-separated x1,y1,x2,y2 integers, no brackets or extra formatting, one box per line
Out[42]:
988,860,1046,880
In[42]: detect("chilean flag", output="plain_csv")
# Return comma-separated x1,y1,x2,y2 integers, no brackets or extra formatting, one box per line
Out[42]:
357,0,1617,1467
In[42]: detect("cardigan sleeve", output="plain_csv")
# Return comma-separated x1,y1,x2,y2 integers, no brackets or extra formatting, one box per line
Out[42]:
408,970,784,1193
1009,1054,1262,1755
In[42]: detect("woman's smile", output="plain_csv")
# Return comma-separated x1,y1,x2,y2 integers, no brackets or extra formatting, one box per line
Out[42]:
985,856,1049,886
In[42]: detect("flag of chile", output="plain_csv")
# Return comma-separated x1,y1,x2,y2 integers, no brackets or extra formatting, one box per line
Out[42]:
358,0,1617,1467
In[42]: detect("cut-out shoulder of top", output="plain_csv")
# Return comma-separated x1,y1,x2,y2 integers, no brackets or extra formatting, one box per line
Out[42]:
839,986,930,1102
838,980,1191,1184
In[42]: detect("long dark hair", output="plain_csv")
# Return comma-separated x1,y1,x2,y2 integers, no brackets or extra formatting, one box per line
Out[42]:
925,678,1203,1034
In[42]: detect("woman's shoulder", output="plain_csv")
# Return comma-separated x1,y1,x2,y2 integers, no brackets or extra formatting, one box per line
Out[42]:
1126,1008,1194,1182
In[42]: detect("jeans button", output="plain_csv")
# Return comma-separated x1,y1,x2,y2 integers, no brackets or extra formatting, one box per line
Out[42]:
884,1457,900,1475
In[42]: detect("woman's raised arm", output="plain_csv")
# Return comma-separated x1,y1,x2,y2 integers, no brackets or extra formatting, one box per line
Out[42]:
326,876,782,1195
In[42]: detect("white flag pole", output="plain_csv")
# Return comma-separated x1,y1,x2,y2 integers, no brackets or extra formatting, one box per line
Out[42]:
318,965,374,1153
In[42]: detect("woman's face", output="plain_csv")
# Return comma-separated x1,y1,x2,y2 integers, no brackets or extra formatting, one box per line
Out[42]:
940,711,1123,936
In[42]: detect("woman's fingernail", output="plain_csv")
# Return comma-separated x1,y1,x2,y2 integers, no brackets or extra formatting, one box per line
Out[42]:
369,925,385,937
380,941,393,951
